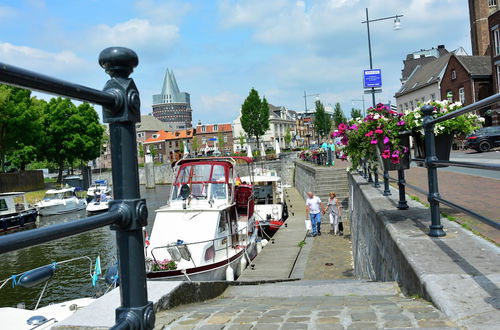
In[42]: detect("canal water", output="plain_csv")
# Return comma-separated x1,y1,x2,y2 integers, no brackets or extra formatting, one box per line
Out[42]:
0,185,170,309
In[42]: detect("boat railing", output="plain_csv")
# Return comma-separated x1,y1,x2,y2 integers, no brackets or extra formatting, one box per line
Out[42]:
149,226,249,270
0,47,153,329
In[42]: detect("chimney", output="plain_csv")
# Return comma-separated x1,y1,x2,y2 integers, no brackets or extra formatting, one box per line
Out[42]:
437,45,445,49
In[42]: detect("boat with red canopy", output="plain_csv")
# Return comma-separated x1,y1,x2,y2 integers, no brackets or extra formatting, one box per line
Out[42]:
145,157,258,281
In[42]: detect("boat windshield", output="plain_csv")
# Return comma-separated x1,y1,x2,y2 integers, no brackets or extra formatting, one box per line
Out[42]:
171,163,229,200
44,193,64,200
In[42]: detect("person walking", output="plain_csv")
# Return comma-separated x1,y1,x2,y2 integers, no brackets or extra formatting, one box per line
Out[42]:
306,192,323,237
325,192,343,235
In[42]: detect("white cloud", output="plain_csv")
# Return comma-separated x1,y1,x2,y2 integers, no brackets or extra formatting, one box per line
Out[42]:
0,42,86,73
88,18,179,54
134,0,192,24
218,0,288,28
196,91,242,122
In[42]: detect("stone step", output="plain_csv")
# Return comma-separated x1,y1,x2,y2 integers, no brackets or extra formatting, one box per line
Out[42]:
225,280,399,298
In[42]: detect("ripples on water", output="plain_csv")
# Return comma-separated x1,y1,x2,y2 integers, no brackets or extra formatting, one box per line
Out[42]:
0,185,170,309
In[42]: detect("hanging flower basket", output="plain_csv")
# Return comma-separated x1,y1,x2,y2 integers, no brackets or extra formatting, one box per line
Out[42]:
376,131,411,171
412,131,454,168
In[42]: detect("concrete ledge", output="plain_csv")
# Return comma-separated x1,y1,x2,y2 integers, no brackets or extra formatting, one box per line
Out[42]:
349,173,500,330
53,281,229,330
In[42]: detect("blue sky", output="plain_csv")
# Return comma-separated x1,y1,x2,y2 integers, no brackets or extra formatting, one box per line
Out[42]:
0,0,470,124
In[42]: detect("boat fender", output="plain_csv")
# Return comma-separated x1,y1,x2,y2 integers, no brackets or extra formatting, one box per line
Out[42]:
105,264,120,286
17,264,57,288
261,239,268,248
225,265,234,281
239,254,247,274
256,240,262,254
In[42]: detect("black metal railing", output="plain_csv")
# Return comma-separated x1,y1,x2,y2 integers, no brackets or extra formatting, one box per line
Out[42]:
359,94,500,237
0,47,154,329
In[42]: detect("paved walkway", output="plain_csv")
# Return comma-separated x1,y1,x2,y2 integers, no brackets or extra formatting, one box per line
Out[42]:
401,167,500,244
157,281,459,329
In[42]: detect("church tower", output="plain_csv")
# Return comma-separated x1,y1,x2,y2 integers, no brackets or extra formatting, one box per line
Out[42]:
468,0,498,56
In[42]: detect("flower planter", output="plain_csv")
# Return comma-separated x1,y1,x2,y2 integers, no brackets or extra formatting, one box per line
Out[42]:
376,131,411,171
412,131,454,168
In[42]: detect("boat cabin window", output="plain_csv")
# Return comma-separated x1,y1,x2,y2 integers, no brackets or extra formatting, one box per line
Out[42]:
44,193,63,200
218,212,228,233
254,183,274,205
13,196,25,212
172,162,230,200
0,199,7,211
63,191,74,199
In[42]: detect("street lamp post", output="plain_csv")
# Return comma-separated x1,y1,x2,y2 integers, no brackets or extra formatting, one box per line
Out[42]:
362,8,403,196
303,91,320,114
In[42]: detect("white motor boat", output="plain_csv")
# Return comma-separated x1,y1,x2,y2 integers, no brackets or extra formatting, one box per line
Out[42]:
0,256,102,330
241,168,288,235
0,192,38,233
35,187,87,216
86,180,111,202
86,196,112,215
146,156,258,281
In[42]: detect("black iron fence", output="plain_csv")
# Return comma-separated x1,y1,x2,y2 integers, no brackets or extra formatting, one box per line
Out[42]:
360,94,500,236
0,47,154,329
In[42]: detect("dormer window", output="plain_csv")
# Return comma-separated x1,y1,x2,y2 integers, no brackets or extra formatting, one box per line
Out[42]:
201,125,206,132
152,134,159,139
213,124,218,131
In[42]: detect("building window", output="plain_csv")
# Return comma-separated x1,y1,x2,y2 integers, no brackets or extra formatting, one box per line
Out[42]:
224,135,228,143
494,28,500,56
213,124,218,131
430,93,436,101
489,0,497,8
496,65,500,93
409,100,414,110
451,70,456,80
404,103,408,111
202,137,206,144
447,90,453,102
201,125,206,132
459,87,465,104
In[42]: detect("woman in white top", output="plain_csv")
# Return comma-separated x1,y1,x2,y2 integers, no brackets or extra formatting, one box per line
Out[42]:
324,192,342,235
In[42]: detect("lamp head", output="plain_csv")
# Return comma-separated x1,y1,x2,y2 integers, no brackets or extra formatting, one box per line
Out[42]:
393,16,401,30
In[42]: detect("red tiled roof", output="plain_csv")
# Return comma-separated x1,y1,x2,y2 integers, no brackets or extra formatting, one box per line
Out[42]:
144,129,194,143
195,123,232,134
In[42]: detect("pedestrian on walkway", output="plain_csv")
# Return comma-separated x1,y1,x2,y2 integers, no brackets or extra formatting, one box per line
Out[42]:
324,192,343,235
306,192,323,237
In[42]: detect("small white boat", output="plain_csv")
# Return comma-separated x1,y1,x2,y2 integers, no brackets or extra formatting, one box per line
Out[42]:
0,256,103,330
86,196,112,214
146,156,258,281
241,168,288,235
0,192,38,233
35,187,87,216
86,180,111,202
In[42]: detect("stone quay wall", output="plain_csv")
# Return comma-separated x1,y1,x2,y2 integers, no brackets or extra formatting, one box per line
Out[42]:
92,164,174,186
0,170,44,193
348,172,499,329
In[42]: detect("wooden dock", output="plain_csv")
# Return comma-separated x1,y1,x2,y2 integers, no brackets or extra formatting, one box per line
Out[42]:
238,187,308,281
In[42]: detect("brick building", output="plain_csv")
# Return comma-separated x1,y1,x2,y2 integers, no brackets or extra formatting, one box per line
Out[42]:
489,8,500,125
194,123,233,155
468,0,498,56
440,55,492,107
143,129,194,163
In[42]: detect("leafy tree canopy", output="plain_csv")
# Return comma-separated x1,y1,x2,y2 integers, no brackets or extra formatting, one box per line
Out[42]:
241,88,270,151
332,102,347,127
313,100,331,139
351,108,362,119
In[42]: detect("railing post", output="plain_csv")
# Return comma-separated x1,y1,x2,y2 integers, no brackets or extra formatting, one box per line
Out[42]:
421,105,446,237
383,170,391,196
397,169,408,210
373,166,380,188
99,47,155,329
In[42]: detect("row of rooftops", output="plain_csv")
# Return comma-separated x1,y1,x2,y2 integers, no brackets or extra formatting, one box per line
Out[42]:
396,45,491,98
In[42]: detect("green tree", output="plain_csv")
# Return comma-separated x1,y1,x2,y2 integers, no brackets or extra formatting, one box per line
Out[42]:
351,108,362,119
217,132,225,152
0,85,44,171
284,127,292,148
138,143,145,161
41,98,103,182
241,88,270,155
332,102,347,127
191,136,199,154
313,100,331,139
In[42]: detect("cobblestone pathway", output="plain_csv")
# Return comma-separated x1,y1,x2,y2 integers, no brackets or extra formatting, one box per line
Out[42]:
156,282,460,329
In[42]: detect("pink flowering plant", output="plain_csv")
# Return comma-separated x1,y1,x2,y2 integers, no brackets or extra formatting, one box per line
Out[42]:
152,259,177,271
333,103,410,170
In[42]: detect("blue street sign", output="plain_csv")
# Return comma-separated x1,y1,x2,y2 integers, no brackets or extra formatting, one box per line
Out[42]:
363,69,382,88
